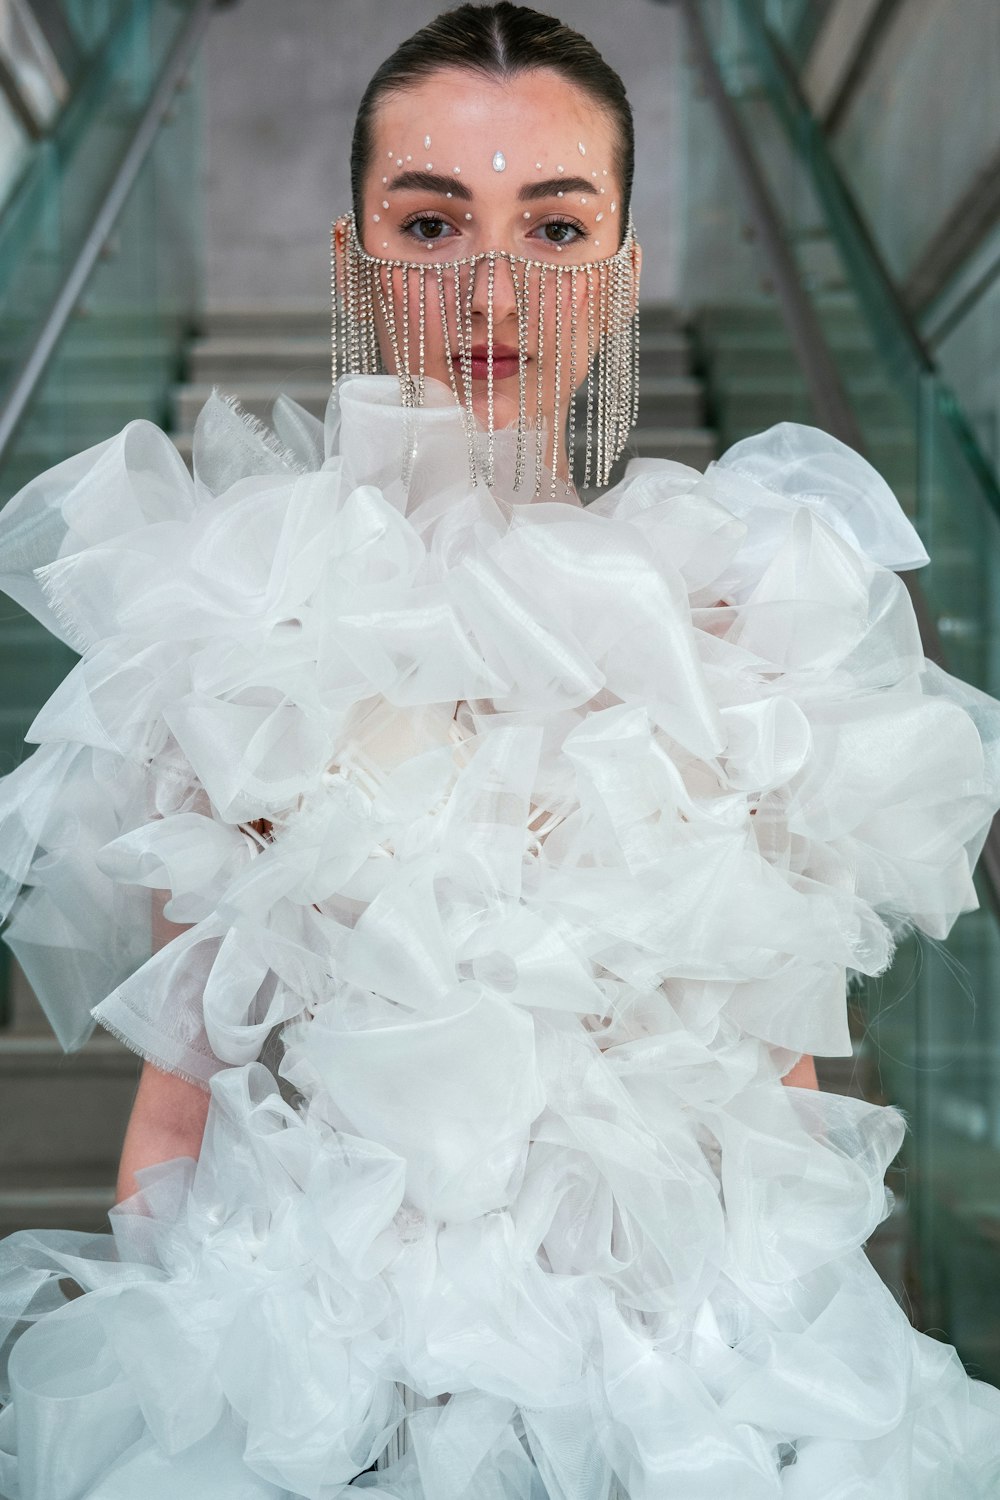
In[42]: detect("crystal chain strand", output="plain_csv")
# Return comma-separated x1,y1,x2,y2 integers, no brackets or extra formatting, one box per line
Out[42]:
514,259,530,493
583,265,596,491
567,266,578,495
534,266,547,499
416,263,427,406
550,264,563,499
486,251,496,490
436,264,478,490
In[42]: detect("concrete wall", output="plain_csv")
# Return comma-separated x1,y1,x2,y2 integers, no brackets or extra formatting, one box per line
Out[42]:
201,0,683,310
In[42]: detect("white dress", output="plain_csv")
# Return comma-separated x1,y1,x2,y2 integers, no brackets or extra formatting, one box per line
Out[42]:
0,372,998,1499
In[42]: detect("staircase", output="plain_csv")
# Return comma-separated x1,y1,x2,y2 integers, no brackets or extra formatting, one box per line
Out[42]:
170,302,719,474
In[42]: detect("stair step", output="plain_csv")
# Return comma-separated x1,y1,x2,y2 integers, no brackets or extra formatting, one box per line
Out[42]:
0,1033,140,1179
187,330,695,383
200,303,688,336
173,375,709,437
630,427,717,466
0,1183,115,1236
168,424,720,475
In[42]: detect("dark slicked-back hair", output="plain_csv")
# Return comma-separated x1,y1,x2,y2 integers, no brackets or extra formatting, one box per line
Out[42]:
350,3,634,241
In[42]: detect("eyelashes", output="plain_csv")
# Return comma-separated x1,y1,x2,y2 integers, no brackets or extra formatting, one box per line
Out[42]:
397,210,590,247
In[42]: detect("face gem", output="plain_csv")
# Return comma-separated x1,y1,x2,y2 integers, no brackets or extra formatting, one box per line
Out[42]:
453,165,461,174
382,200,389,209
426,162,433,169
492,150,507,172
446,191,453,198
611,201,617,212
557,164,564,173
523,210,531,218
596,212,604,221
406,154,412,161
396,158,402,166
424,134,431,148
382,176,388,184
578,141,586,155
535,162,542,169
465,212,473,220
373,214,380,222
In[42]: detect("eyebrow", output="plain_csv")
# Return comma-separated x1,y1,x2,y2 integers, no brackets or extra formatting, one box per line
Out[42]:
388,170,472,200
385,170,600,205
519,176,595,201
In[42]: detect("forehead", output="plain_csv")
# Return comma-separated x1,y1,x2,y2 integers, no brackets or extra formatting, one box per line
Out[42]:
367,67,620,183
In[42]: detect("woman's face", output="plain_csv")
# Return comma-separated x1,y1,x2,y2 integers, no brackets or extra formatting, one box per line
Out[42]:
357,66,631,484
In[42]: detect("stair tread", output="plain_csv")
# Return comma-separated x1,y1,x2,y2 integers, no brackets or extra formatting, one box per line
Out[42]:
0,1184,115,1206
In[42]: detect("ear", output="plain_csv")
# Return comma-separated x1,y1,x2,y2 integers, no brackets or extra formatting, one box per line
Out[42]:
630,238,642,315
332,213,350,257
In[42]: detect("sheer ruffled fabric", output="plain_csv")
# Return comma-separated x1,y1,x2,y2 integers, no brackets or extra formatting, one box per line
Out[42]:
0,374,999,1498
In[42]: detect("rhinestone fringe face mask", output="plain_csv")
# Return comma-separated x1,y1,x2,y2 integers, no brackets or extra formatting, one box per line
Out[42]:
330,210,640,497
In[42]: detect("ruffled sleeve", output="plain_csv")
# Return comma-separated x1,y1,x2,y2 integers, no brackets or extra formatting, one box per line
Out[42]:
666,421,1000,1011
0,391,327,1079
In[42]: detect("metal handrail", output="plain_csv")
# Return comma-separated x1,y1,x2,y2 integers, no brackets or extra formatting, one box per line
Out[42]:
0,0,215,465
661,0,1000,924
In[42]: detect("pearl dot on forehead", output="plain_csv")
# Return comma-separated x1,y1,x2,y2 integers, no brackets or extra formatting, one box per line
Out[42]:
465,212,473,220
523,210,531,219
578,141,586,155
492,150,506,172
557,164,564,173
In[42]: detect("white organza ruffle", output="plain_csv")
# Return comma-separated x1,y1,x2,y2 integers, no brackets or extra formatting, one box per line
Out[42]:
0,374,999,1498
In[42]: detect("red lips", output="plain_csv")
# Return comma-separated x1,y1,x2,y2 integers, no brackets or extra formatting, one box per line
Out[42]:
453,344,523,381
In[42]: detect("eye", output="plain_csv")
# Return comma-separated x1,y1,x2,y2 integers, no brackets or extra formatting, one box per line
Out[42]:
530,217,588,247
400,214,457,244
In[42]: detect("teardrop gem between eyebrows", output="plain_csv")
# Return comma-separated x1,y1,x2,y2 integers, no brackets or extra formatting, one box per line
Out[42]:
492,150,506,172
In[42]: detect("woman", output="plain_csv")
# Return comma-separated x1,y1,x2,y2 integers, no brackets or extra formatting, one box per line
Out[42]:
0,5,998,1496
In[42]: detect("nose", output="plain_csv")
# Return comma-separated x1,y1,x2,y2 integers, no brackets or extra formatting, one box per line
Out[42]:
469,252,520,333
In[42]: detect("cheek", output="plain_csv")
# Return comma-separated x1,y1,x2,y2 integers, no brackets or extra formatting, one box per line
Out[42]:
371,265,462,372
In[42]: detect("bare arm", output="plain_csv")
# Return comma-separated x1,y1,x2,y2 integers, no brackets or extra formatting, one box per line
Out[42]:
781,1052,819,1090
115,890,210,1205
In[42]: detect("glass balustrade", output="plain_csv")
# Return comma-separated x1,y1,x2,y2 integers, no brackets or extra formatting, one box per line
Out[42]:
680,0,1000,1379
0,0,204,1024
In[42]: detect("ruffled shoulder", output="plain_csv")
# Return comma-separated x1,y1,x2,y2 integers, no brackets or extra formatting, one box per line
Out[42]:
0,380,997,1088
710,420,930,571
597,419,929,579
